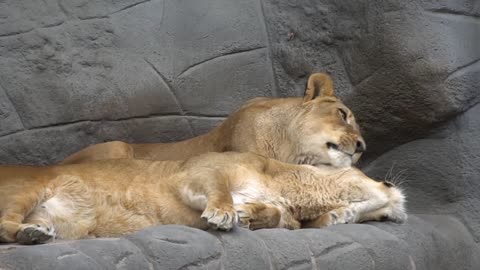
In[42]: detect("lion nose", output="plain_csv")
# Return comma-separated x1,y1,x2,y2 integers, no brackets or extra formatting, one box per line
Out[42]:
355,140,366,153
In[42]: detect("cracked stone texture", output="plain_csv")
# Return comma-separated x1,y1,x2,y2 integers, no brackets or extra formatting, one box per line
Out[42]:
0,0,479,269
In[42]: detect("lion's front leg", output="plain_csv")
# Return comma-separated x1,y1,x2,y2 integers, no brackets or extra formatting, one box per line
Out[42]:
200,188,239,230
181,170,238,231
302,206,357,228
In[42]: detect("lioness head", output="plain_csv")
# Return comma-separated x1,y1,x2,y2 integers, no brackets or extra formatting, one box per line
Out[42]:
224,73,365,168
278,73,365,168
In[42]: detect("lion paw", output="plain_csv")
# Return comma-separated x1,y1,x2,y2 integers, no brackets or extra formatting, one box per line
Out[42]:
16,224,56,245
236,209,251,229
235,202,283,230
329,207,356,225
201,206,238,231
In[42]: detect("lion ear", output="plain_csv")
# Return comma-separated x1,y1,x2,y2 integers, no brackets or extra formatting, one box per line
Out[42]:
303,73,335,102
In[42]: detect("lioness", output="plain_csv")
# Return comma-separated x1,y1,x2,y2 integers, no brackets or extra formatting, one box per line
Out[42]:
61,73,366,168
0,152,406,245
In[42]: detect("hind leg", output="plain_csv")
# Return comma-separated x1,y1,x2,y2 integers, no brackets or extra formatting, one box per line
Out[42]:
181,175,237,231
1,175,92,244
13,203,58,245
15,223,56,245
0,187,48,243
302,206,356,228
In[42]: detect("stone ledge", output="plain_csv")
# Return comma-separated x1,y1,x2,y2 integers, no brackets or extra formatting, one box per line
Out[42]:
1,215,478,270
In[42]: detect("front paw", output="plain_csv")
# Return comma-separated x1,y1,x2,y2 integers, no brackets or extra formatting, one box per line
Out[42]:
235,202,282,230
201,206,238,231
236,207,252,229
16,224,56,245
329,207,356,225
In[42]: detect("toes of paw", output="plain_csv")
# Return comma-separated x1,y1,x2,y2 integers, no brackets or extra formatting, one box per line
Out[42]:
219,212,237,228
344,209,356,222
237,212,251,227
201,211,214,220
236,210,248,218
238,218,250,228
236,211,248,219
204,209,237,230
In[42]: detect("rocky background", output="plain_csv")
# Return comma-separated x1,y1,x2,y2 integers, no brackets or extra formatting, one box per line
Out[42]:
0,0,479,269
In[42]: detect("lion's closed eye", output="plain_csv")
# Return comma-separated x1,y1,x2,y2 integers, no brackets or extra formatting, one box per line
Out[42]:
338,109,348,122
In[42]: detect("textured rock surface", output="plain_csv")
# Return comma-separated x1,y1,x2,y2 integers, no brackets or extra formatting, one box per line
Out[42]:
1,217,479,270
0,0,479,269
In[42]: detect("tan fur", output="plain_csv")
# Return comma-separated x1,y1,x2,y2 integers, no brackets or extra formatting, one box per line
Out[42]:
0,152,406,245
61,73,365,168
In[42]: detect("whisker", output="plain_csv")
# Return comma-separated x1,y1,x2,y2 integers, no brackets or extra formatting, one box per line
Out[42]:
393,178,408,188
384,167,411,189
384,162,396,182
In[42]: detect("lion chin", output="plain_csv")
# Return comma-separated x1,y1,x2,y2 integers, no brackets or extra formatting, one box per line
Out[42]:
327,151,353,168
327,148,361,168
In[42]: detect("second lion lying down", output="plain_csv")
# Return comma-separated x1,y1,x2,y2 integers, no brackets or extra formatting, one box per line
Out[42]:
0,152,407,245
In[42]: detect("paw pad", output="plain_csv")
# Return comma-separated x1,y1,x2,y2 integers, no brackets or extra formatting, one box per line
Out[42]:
16,224,56,245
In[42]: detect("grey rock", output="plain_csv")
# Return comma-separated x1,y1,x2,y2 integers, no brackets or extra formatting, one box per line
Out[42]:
0,0,65,37
0,18,182,129
1,0,479,269
254,229,313,269
0,116,194,165
371,215,480,270
363,103,480,241
0,216,477,270
174,47,276,116
188,116,225,137
0,244,101,270
326,224,411,270
69,238,153,270
211,228,272,270
0,85,23,136
125,225,223,270
296,229,373,270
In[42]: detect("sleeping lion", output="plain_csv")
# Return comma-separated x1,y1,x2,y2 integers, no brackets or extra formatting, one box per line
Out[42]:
61,73,366,168
0,152,406,245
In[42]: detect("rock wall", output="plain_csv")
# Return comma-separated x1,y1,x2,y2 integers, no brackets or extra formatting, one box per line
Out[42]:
0,0,479,269
0,0,275,164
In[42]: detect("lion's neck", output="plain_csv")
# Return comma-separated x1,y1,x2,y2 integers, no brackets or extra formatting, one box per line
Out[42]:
256,105,299,162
